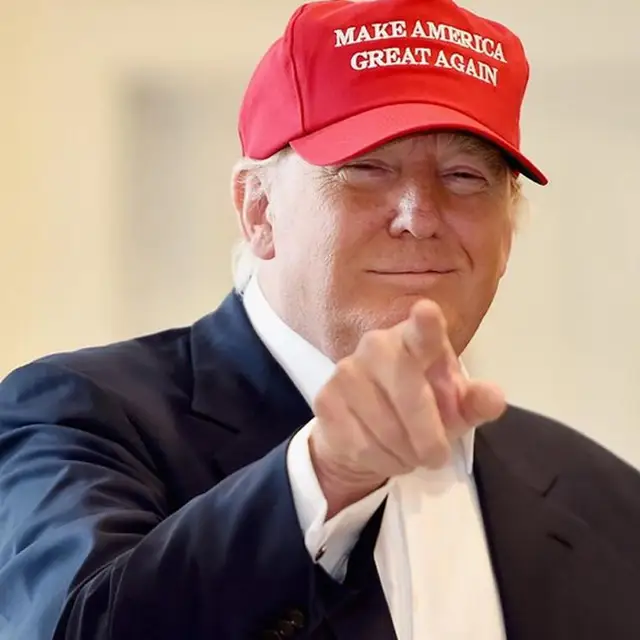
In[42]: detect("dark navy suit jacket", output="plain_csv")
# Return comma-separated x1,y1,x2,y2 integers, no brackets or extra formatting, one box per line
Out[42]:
1,291,640,640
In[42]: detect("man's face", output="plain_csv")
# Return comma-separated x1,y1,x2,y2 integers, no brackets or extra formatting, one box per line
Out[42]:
243,132,515,361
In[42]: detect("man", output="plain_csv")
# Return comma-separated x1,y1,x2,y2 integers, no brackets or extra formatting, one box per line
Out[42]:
0,0,639,638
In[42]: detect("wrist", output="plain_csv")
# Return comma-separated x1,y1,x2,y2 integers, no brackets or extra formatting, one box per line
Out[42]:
308,431,386,519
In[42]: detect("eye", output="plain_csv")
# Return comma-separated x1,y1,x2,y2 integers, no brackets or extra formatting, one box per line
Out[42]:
445,170,485,180
337,162,393,185
343,162,388,174
441,169,490,194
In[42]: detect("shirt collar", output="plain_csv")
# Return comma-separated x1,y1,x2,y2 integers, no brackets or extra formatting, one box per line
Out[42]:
241,276,475,475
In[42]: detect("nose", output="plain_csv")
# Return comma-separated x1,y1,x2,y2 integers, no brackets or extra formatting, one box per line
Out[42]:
388,179,443,239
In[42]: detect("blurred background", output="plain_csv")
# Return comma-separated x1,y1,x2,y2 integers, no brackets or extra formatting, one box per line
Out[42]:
1,0,638,466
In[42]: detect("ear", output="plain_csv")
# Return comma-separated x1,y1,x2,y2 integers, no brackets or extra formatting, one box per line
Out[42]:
231,167,275,260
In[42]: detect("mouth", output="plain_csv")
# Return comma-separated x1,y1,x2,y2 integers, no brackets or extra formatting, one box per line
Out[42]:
369,269,456,275
366,269,457,285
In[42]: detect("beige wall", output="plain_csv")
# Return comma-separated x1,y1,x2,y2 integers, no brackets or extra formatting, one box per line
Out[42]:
1,1,639,466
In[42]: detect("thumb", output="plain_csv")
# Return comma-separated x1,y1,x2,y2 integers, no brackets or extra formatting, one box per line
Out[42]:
459,380,507,427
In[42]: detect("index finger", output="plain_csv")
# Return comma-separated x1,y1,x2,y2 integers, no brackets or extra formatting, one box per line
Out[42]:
401,299,449,372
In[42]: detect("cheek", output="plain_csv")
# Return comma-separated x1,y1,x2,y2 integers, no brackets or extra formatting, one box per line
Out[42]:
316,191,387,265
336,186,395,240
274,197,343,271
274,175,393,278
451,206,512,271
491,216,513,273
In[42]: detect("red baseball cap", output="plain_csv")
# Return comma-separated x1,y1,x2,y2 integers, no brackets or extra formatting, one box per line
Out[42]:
239,0,548,185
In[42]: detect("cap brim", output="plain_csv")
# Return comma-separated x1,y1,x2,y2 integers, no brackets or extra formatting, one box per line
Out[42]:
290,103,548,186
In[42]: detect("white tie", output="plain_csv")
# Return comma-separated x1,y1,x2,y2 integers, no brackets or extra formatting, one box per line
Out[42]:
375,442,506,639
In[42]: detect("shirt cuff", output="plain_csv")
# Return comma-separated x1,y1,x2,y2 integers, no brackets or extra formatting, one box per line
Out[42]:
286,418,389,582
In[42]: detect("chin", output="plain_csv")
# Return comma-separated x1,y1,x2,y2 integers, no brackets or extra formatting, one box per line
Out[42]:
364,292,470,345
384,287,442,308
360,294,431,330
329,293,465,360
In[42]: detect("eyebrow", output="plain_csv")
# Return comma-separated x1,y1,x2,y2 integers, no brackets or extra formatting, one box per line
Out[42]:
336,134,510,177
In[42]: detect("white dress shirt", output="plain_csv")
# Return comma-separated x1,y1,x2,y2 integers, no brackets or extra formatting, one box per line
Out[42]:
242,277,506,639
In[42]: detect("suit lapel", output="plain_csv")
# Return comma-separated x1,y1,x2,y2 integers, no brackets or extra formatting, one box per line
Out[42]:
474,430,573,640
189,291,313,476
188,293,396,638
475,423,640,640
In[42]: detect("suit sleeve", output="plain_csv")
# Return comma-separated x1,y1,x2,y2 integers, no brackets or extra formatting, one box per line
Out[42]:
0,361,349,640
287,421,389,581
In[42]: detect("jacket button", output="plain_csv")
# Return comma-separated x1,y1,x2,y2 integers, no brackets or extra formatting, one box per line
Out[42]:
275,619,297,637
262,608,306,639
285,608,306,629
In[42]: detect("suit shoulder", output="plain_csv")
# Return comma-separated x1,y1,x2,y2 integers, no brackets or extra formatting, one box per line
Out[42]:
0,322,195,424
484,405,640,531
487,405,640,478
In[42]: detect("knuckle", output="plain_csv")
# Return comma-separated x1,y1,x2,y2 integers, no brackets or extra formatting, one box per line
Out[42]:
357,329,389,359
334,358,359,386
312,388,328,413
312,384,337,418
396,378,434,413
